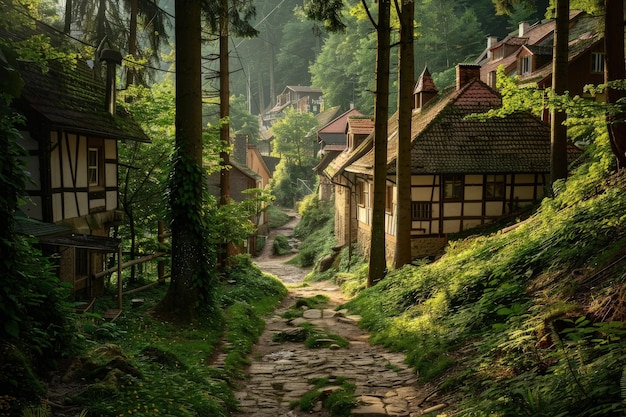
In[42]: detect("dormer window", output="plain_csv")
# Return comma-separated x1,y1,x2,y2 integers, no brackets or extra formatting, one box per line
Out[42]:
591,52,605,74
520,56,532,75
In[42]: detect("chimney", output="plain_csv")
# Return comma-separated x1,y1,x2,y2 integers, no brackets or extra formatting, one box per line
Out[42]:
486,36,498,59
233,134,248,165
518,21,530,36
456,64,481,90
100,49,122,115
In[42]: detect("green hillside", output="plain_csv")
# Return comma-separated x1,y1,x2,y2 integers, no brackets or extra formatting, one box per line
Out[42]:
342,134,626,415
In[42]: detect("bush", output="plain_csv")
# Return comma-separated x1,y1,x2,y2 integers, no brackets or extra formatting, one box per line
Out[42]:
273,235,292,255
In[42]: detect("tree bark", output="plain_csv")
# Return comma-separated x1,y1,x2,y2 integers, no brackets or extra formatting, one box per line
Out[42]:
550,0,569,184
393,0,414,269
156,0,203,321
219,0,231,205
126,0,138,87
368,0,391,287
604,0,626,169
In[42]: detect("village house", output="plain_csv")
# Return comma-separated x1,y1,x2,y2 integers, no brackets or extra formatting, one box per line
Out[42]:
477,11,605,103
326,64,567,262
261,85,324,130
207,134,275,253
314,108,373,202
12,47,149,307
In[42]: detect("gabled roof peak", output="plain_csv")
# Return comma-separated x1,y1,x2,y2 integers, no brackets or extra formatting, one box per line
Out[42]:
414,66,438,94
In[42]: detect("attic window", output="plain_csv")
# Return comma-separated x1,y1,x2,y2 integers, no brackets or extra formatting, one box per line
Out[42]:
591,52,604,74
520,56,532,75
88,148,100,186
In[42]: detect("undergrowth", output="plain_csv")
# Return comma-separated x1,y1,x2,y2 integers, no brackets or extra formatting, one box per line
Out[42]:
342,132,626,415
66,254,286,417
290,376,357,417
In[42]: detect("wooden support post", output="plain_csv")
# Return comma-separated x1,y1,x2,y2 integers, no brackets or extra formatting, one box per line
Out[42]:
158,221,165,282
117,245,123,309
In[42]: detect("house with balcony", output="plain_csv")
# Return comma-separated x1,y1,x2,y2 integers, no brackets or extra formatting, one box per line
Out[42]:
261,85,324,129
12,47,149,305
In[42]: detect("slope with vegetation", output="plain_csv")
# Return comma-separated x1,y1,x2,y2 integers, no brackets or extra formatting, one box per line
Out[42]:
336,136,626,414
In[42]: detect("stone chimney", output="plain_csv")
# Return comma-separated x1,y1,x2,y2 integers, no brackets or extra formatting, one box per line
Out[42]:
456,64,481,91
519,21,530,36
100,49,122,115
233,134,248,165
486,36,498,59
413,66,438,110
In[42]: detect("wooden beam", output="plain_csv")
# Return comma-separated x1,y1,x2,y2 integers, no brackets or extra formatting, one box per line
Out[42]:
92,252,167,279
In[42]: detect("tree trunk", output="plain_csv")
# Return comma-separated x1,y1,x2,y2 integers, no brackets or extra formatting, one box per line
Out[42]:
219,0,231,205
64,0,72,34
126,0,138,87
393,0,414,269
604,0,626,169
156,0,203,321
368,0,391,287
550,0,569,184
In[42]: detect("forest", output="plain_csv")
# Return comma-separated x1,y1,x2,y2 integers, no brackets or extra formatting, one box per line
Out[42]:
2,0,626,416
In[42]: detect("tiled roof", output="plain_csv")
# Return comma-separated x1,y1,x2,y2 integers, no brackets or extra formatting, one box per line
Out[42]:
16,60,149,142
315,106,343,127
284,85,323,94
414,67,438,94
317,108,364,145
347,117,374,135
347,79,553,176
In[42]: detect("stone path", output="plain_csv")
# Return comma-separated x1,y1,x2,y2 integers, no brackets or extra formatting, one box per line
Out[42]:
215,212,449,416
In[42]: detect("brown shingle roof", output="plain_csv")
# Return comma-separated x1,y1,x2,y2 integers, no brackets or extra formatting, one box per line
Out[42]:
346,117,374,135
347,79,552,176
16,60,149,142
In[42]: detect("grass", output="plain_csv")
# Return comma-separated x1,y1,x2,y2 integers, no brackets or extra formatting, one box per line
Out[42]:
341,164,626,415
290,376,357,417
68,254,286,417
267,204,291,228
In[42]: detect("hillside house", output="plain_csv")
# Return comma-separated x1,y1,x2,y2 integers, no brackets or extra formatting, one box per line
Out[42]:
207,134,275,253
313,108,371,201
12,49,149,302
326,64,570,261
261,85,324,129
478,11,604,103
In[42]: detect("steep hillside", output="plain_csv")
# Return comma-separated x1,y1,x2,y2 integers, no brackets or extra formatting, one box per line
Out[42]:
343,143,626,415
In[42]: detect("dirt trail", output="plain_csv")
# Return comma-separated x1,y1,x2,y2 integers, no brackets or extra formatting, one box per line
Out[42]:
220,211,448,417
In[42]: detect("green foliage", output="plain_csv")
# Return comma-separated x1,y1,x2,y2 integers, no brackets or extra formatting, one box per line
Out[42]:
282,294,330,319
290,194,335,268
267,205,291,229
342,114,626,415
67,257,285,416
273,235,292,255
291,376,356,417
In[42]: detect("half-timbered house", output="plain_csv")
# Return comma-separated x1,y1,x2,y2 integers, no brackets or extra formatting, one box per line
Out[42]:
327,64,572,262
13,51,149,302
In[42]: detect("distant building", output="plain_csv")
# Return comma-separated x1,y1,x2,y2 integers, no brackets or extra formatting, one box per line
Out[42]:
261,85,324,129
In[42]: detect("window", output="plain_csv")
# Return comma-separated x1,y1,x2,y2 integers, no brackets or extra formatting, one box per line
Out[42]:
385,185,394,212
411,202,432,220
357,181,369,207
591,52,604,74
75,248,88,276
443,175,463,200
485,175,505,199
88,148,99,186
520,56,532,75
